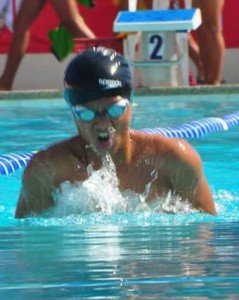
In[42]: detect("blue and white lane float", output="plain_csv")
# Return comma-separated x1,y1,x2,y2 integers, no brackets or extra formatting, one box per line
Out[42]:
1,111,239,176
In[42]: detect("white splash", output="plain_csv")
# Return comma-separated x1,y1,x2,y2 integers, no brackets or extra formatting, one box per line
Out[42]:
50,155,197,217
51,155,126,216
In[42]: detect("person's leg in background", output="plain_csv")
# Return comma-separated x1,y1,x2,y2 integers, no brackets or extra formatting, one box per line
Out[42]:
0,0,47,90
50,0,95,39
188,32,204,83
192,0,225,85
0,0,96,91
0,1,8,30
167,0,202,85
114,0,153,10
113,0,128,10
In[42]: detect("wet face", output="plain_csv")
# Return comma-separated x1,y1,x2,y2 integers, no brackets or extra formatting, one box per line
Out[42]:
71,96,132,155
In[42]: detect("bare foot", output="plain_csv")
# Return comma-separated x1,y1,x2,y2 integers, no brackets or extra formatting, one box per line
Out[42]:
0,79,12,91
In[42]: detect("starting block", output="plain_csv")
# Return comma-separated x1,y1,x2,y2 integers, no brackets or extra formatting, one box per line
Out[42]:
114,9,201,87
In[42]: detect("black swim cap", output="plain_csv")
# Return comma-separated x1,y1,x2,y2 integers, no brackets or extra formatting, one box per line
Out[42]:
64,47,132,105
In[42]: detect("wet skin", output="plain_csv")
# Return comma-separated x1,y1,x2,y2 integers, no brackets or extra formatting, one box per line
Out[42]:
15,96,217,218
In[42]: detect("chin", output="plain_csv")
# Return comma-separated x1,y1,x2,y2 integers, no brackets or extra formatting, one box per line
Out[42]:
89,141,114,156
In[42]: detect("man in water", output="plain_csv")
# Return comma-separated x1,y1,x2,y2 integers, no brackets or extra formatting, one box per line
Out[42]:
15,47,217,218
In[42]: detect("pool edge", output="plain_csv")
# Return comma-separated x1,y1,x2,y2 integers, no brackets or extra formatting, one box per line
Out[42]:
1,84,239,100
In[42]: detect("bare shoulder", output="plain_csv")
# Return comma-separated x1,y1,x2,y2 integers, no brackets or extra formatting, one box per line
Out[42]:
21,138,75,190
130,129,202,169
25,136,82,172
20,136,88,201
15,136,83,218
130,130,216,215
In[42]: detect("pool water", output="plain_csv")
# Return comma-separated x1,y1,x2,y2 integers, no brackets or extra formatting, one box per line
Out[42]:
0,95,239,298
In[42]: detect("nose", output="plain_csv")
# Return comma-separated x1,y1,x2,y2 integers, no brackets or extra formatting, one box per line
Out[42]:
94,114,111,128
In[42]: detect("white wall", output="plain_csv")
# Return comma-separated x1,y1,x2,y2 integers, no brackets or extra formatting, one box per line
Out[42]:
0,48,239,91
222,49,239,84
0,53,74,90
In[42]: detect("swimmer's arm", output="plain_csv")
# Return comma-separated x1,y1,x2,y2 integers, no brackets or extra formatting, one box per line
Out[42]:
193,173,216,215
168,140,217,215
15,154,55,218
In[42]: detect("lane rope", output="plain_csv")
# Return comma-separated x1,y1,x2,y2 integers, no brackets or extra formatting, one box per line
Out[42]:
1,111,239,176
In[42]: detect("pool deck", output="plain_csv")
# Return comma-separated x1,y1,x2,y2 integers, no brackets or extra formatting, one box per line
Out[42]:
1,84,239,100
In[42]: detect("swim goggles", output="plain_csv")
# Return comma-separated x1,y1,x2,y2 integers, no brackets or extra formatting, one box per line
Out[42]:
72,99,129,122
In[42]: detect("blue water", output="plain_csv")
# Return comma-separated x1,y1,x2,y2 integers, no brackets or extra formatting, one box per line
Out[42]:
0,95,239,298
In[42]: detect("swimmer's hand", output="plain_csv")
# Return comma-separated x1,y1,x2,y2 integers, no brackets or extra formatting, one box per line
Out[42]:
77,0,96,7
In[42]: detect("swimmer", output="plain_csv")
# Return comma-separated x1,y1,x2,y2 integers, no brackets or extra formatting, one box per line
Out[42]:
15,47,217,218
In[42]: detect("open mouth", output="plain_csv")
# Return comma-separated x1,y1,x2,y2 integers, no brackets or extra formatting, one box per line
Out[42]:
97,131,110,142
95,129,115,150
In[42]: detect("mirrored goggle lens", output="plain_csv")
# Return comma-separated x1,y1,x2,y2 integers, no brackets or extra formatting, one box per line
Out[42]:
107,99,129,118
73,99,129,122
73,106,96,121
